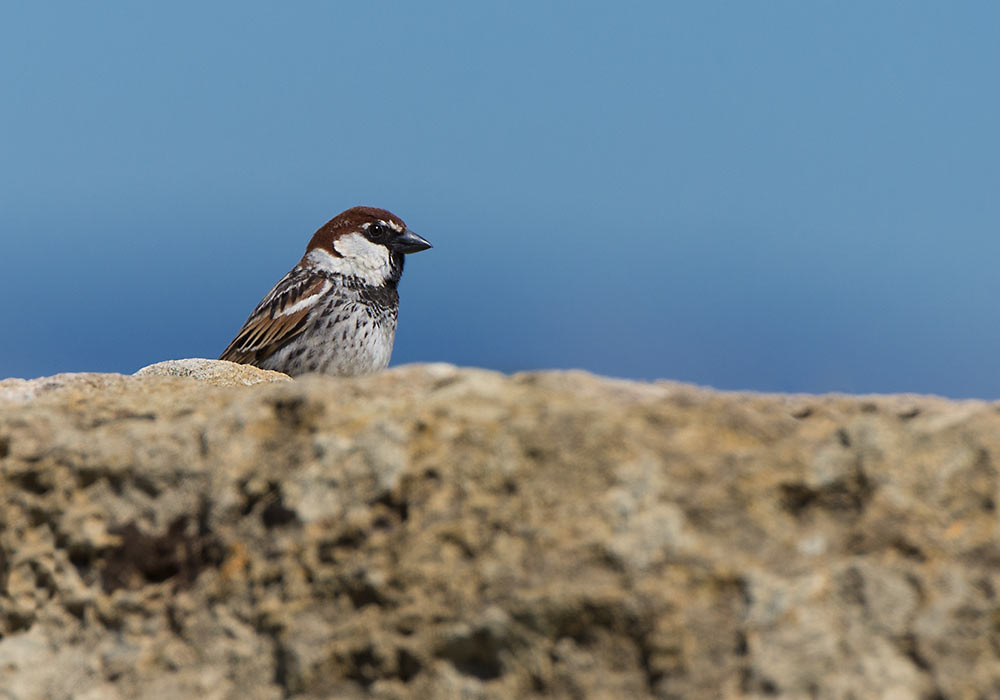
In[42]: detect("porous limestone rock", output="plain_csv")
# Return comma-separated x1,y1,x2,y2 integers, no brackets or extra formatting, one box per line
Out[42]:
0,361,998,699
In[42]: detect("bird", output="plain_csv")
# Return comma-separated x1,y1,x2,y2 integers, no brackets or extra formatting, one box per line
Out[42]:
219,206,432,376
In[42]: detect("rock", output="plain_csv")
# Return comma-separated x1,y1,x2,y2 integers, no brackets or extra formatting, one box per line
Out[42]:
0,372,136,403
0,361,998,698
0,360,288,404
134,358,291,385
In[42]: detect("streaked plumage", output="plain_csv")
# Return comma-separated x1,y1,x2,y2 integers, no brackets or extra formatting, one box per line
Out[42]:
219,206,431,376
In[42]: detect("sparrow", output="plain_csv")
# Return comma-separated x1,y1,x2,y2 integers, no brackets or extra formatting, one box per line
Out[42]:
219,206,432,376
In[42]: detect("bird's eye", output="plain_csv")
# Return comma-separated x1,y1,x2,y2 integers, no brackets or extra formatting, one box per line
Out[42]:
368,223,387,239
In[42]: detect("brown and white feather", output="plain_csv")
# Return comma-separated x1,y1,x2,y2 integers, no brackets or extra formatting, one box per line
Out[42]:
219,271,331,365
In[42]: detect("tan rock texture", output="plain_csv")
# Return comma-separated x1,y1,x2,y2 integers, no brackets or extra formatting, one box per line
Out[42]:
0,361,998,699
134,358,292,385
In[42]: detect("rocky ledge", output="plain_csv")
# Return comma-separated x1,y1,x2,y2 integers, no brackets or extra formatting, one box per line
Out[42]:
0,360,997,699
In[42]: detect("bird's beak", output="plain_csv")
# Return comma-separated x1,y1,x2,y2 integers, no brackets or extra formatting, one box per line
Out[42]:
392,229,433,254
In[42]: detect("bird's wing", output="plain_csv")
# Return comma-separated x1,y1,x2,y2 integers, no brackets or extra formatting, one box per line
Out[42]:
219,269,332,365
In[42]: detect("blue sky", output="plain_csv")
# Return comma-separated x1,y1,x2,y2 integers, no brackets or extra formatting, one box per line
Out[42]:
2,2,999,396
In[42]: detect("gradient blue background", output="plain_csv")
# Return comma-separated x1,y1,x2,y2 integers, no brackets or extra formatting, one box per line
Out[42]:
2,3,998,396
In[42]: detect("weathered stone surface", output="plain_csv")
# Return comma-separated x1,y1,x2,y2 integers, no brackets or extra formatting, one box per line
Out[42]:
134,359,291,385
0,360,287,405
0,361,998,698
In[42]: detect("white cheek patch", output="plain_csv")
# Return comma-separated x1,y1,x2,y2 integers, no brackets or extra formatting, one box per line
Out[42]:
334,233,391,275
307,234,392,285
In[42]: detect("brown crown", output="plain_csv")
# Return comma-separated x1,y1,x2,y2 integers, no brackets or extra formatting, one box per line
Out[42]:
305,206,406,254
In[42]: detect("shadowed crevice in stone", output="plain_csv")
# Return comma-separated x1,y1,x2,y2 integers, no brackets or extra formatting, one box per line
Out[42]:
239,480,300,529
436,627,506,680
269,395,325,431
0,543,7,592
7,469,51,495
779,464,874,518
100,517,225,593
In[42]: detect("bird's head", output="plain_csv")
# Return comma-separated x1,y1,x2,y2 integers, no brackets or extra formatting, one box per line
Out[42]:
304,206,432,286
